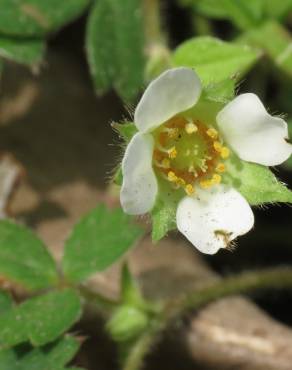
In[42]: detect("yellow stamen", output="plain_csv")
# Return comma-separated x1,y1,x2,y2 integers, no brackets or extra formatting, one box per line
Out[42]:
176,177,186,187
185,184,195,195
220,147,230,159
213,141,223,153
216,163,226,173
200,179,213,189
168,171,177,182
161,158,170,168
168,146,177,159
185,122,198,134
211,174,221,185
206,128,218,139
167,128,179,139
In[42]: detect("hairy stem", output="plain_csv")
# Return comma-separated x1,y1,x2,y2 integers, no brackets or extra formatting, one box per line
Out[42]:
122,328,159,370
79,285,119,317
165,267,292,319
144,0,165,47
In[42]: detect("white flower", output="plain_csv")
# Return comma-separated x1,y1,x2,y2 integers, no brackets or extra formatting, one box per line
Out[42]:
120,68,292,254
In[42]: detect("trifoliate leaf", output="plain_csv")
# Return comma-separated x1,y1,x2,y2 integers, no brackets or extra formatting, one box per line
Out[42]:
224,155,292,205
62,205,143,284
0,0,89,37
0,289,82,348
0,36,45,65
0,220,58,291
172,36,260,86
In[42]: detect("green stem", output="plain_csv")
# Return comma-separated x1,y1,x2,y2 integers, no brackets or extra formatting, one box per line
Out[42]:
79,285,119,317
165,267,292,319
122,328,159,370
143,0,165,48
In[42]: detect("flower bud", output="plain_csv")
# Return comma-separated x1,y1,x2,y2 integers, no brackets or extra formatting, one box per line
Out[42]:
106,305,149,342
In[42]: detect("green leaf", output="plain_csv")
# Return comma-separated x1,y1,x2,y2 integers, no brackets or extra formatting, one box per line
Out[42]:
172,36,260,86
0,336,80,370
86,0,145,101
0,220,58,290
62,205,143,284
264,0,292,19
224,155,292,205
239,21,292,77
0,36,45,65
0,289,82,348
187,0,264,29
0,291,12,314
0,0,89,37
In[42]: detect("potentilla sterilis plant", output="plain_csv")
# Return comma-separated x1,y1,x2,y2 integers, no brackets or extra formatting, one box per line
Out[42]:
118,68,292,254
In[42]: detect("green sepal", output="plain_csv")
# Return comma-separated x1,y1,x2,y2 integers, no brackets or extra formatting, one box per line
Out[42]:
151,180,184,242
203,78,236,104
112,122,137,143
224,154,292,205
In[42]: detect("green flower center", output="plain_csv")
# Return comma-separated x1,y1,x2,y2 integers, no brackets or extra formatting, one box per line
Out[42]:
152,115,230,195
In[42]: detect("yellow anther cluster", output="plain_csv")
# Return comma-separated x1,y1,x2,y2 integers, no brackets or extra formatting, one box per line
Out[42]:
168,146,177,159
185,122,198,134
216,163,226,173
206,128,218,139
154,117,230,196
213,141,230,159
185,184,195,195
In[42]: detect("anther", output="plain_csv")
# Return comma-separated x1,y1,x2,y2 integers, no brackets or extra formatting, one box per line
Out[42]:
199,179,213,189
168,171,177,182
213,141,223,153
185,184,195,195
216,163,226,173
168,146,177,159
211,174,221,185
161,158,170,168
220,147,230,159
163,127,179,139
176,177,186,187
206,128,218,139
185,122,198,134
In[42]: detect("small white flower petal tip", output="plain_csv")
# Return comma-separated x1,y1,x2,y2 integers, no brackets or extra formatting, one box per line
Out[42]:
217,93,292,166
176,186,254,254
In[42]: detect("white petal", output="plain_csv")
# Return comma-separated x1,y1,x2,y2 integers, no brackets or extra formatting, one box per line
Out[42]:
120,133,158,215
217,93,292,166
176,186,254,254
134,68,202,133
